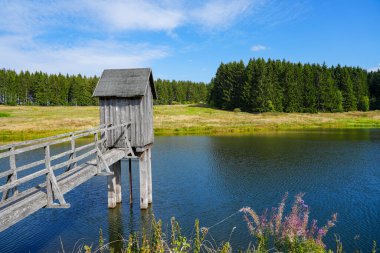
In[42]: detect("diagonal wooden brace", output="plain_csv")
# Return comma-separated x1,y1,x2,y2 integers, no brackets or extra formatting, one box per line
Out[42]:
46,172,70,208
124,124,136,158
45,145,70,208
96,146,114,176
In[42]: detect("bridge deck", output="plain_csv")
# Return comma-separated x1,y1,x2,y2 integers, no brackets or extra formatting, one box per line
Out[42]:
0,122,137,232
0,148,125,232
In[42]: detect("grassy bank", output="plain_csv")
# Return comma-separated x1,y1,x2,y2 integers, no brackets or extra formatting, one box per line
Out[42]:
1,105,380,142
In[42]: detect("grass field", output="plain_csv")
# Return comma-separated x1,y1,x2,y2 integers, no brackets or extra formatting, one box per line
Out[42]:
1,104,380,142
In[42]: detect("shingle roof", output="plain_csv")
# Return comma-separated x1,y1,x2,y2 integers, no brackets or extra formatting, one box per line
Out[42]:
92,68,157,99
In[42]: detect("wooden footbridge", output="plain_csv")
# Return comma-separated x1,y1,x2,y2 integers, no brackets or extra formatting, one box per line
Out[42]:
0,68,156,232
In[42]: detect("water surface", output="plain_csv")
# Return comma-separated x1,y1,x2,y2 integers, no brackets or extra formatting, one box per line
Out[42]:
0,129,379,252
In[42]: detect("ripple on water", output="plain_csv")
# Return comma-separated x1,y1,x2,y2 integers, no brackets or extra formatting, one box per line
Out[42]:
0,130,380,252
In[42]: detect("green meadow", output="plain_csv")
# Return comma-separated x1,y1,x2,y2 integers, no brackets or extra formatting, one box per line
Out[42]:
0,105,380,143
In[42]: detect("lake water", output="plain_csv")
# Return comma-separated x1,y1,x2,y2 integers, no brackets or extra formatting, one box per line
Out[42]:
0,129,380,252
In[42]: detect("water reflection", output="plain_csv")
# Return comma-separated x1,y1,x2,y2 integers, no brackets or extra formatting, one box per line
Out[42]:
108,205,124,252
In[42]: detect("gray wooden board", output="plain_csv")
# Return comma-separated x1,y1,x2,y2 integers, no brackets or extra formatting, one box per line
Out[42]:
0,148,126,232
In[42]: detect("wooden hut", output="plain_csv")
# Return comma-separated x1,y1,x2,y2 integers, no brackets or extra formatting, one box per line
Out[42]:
93,68,156,151
93,68,156,209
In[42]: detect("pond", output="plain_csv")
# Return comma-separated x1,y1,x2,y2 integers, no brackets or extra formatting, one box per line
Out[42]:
0,129,379,252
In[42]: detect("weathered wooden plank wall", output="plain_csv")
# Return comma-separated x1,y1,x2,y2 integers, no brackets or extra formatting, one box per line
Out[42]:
99,82,154,150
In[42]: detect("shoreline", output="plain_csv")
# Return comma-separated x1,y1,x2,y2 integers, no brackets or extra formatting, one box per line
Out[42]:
1,105,380,143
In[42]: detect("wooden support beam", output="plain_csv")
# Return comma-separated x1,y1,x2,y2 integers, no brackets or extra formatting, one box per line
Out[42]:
147,148,152,204
129,159,133,206
107,161,121,208
139,151,149,209
115,161,122,204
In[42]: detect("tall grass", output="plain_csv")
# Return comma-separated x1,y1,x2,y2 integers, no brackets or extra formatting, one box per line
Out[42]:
60,194,377,253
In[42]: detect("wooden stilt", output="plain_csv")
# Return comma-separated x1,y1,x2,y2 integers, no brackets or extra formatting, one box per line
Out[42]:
147,149,152,204
129,159,133,206
139,151,149,209
115,161,122,203
108,161,121,208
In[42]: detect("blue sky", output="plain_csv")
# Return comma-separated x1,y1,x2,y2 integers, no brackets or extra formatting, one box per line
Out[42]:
0,0,379,82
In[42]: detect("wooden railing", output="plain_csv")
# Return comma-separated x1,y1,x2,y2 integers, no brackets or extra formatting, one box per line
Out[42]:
0,122,135,208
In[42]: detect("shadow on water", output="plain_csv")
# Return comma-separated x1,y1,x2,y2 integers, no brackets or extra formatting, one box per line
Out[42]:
107,203,155,252
107,204,125,252
140,205,156,238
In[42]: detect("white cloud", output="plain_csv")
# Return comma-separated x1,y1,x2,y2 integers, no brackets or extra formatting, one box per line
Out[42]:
251,44,268,51
250,0,309,26
0,0,185,33
0,35,168,76
191,0,259,29
84,0,185,31
0,0,307,77
85,0,268,32
0,0,274,34
0,1,87,34
0,0,306,35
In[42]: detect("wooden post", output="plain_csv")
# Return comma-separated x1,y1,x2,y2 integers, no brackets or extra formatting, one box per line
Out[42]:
115,161,122,204
129,159,133,205
45,145,53,206
147,149,152,204
2,147,17,201
139,151,148,209
66,134,76,172
95,133,101,174
108,160,121,208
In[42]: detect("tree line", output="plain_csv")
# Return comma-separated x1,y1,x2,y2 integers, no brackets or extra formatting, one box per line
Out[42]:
1,61,380,111
0,69,208,106
0,69,98,106
368,69,380,109
209,58,374,112
154,79,209,105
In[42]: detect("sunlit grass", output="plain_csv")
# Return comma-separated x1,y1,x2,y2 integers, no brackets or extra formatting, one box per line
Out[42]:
0,104,380,142
153,105,380,135
0,112,10,117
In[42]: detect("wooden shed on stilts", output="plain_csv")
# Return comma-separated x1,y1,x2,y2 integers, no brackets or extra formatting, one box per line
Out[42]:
93,68,156,209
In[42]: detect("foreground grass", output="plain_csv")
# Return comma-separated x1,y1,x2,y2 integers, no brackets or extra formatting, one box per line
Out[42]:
1,105,380,142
